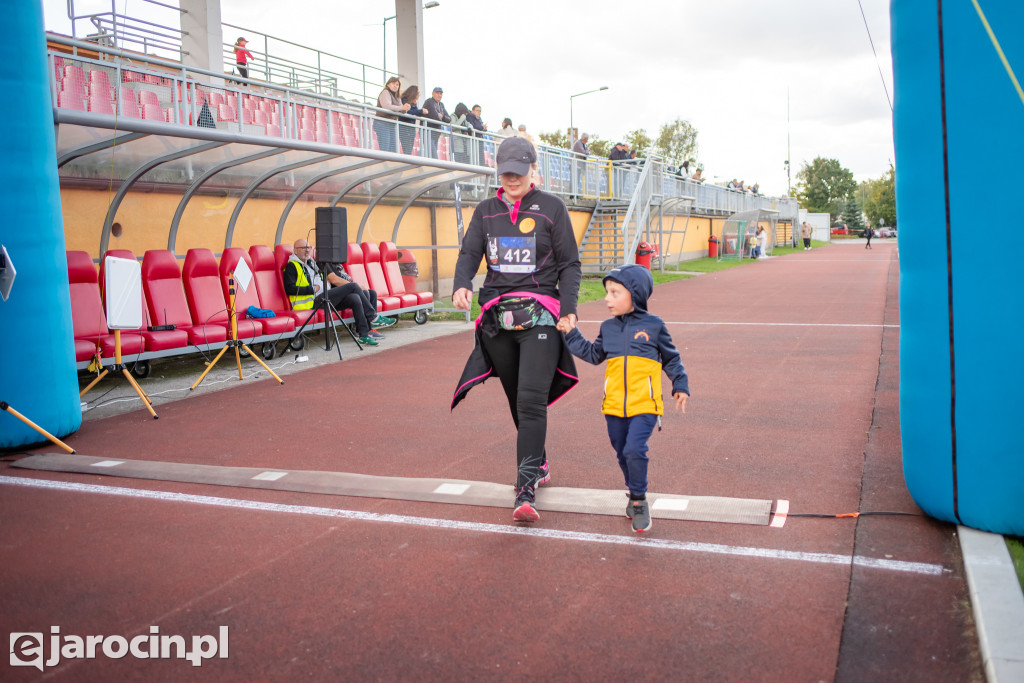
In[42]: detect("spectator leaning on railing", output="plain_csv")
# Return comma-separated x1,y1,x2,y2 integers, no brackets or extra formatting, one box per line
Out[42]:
451,103,472,164
375,76,410,154
571,133,591,157
421,86,451,158
609,142,629,161
399,85,423,155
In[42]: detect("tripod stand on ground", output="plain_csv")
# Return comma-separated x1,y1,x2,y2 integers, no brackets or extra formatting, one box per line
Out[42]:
190,272,284,391
80,329,158,419
0,401,75,453
289,262,362,361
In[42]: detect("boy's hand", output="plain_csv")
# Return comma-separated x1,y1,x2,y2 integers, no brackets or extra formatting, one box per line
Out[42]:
673,392,688,413
556,313,577,333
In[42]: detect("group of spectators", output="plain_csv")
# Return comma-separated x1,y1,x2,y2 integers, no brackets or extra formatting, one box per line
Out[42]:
375,80,531,162
726,179,760,195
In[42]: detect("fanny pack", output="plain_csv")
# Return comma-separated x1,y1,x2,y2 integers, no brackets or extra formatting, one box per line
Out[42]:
494,296,546,331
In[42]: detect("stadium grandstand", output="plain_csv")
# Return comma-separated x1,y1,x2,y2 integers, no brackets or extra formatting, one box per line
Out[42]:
44,0,798,374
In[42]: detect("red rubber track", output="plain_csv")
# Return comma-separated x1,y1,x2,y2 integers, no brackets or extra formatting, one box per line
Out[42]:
0,243,982,681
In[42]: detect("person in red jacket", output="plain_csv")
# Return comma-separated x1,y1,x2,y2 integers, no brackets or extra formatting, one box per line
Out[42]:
234,37,254,81
451,136,581,523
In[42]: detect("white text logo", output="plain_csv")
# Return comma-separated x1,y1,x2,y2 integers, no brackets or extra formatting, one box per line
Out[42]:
10,626,228,671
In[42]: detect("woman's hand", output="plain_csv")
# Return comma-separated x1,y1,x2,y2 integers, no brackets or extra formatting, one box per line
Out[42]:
453,288,473,310
556,313,577,333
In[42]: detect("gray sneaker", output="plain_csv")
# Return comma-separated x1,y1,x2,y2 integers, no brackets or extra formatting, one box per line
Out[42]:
629,499,652,533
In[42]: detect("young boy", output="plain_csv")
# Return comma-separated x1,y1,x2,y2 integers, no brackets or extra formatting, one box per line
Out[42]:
557,264,689,532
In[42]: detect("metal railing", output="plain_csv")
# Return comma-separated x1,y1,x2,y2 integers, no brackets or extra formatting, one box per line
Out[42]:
221,23,387,105
63,0,186,59
48,35,798,221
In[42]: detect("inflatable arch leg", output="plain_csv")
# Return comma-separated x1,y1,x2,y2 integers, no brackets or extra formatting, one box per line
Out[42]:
0,1,81,448
892,0,1024,535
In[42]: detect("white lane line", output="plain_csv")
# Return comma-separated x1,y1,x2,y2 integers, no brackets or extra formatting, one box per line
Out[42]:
91,460,124,468
0,476,945,576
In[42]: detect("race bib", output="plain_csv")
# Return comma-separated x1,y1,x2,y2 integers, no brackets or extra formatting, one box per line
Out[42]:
488,235,536,273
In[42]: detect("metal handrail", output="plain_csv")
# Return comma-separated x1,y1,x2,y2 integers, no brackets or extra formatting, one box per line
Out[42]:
222,22,385,105
48,36,797,219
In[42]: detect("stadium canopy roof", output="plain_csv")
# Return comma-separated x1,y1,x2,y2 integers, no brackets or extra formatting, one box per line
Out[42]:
54,109,492,257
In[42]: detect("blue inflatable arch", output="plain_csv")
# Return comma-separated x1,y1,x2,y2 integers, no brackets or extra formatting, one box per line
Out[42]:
0,2,81,448
893,0,1024,535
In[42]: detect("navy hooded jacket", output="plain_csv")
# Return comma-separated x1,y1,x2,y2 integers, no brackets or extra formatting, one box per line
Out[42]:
564,264,689,417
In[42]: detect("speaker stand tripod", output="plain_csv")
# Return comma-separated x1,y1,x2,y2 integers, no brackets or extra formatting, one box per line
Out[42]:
79,329,158,419
190,272,284,391
289,263,362,362
0,401,75,453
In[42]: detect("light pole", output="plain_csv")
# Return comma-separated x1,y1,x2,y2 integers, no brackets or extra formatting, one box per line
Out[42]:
384,1,440,79
569,86,608,145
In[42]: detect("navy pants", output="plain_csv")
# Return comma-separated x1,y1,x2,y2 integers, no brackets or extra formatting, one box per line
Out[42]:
605,413,658,497
481,326,561,489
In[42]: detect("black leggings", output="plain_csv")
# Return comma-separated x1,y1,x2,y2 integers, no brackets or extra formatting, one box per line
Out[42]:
481,326,562,488
318,283,376,336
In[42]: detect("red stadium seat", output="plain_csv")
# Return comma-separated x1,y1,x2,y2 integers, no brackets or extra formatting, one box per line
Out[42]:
119,87,141,118
67,251,145,361
88,93,114,115
101,250,189,352
380,241,433,305
342,243,382,313
141,250,228,347
182,248,260,340
57,91,86,110
219,248,294,336
249,245,306,325
142,103,164,121
360,242,407,310
138,89,160,107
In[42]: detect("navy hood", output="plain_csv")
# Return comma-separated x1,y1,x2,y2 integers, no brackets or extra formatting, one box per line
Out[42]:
603,264,653,314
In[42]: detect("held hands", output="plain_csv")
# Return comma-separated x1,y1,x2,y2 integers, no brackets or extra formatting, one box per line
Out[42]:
555,313,577,334
453,287,473,310
673,393,689,414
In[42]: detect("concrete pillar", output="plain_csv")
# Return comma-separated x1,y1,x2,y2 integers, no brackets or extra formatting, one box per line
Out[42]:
395,0,426,93
180,0,224,76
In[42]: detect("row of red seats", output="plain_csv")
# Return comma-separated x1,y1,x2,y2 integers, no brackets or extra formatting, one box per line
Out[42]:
68,241,432,366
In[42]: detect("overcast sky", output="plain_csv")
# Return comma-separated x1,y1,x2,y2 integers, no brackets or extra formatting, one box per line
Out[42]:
44,0,895,197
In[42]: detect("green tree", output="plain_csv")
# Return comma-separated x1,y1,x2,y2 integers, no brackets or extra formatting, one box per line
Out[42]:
654,118,699,164
588,136,611,158
862,165,896,229
841,197,867,233
538,130,570,149
794,157,857,224
624,128,653,157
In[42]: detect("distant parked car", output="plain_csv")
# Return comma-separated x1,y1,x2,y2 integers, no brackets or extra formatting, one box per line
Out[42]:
830,225,849,235
877,227,896,238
